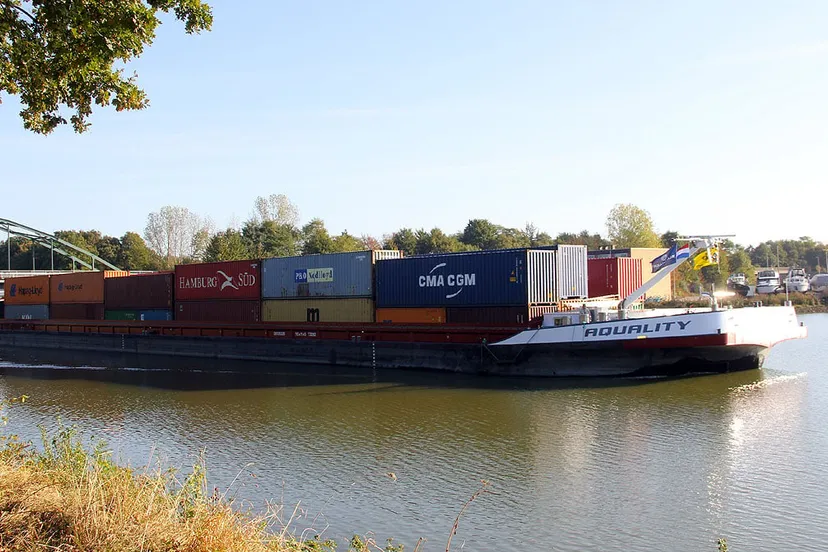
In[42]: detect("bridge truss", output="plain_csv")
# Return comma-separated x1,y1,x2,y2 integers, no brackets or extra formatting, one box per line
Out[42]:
1,218,121,271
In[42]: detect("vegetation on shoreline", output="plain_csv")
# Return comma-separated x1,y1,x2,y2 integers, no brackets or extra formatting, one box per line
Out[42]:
653,291,828,313
0,398,415,552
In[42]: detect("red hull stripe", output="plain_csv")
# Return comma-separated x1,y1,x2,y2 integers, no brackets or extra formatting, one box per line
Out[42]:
622,333,731,349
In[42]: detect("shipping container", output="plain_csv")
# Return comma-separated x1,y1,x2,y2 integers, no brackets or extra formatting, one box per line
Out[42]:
175,300,261,323
104,309,174,321
175,261,261,301
261,250,401,299
375,247,588,308
587,257,643,299
50,271,128,304
50,303,105,320
376,307,446,324
105,273,173,309
4,304,49,320
446,306,558,325
262,298,374,323
588,247,672,300
3,275,50,305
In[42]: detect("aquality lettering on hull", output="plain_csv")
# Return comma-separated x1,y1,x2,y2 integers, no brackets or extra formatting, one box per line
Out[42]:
418,263,477,299
584,320,692,338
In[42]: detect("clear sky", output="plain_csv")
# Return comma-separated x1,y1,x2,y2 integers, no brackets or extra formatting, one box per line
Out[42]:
2,1,827,247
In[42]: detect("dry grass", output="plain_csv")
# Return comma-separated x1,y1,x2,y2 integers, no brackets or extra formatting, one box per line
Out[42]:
0,428,354,552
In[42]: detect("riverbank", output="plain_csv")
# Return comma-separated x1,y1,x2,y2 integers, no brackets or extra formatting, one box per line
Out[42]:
0,419,406,552
654,292,827,314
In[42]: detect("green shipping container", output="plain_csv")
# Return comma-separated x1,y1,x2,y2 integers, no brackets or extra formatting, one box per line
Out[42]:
105,310,139,321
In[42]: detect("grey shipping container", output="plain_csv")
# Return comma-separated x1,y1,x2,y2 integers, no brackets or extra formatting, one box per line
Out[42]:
375,246,587,308
4,304,49,320
261,250,401,299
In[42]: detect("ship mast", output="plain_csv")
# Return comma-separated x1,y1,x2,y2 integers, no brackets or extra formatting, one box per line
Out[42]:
619,235,734,311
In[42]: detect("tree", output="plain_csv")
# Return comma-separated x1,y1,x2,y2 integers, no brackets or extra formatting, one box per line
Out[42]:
660,230,679,248
361,235,382,250
523,223,555,247
301,218,334,255
0,0,213,134
384,228,418,256
605,204,661,248
118,232,161,270
242,220,298,259
555,230,609,250
460,219,501,250
144,206,205,268
204,229,247,262
251,194,300,228
331,231,363,253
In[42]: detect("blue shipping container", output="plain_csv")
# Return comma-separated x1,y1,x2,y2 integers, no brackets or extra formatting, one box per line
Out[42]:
4,304,49,320
376,247,588,307
261,250,401,299
376,250,530,307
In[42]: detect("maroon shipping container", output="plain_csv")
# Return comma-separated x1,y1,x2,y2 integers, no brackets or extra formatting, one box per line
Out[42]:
175,300,261,323
587,257,643,299
175,261,261,301
50,303,105,320
105,273,173,310
446,306,558,326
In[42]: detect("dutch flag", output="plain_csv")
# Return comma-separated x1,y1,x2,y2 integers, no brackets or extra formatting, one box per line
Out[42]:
676,244,691,261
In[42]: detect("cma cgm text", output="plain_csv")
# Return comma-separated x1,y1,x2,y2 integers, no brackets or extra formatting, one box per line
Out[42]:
418,274,476,287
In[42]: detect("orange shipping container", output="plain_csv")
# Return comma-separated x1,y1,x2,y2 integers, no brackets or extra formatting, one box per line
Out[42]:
50,271,129,304
4,275,51,305
376,307,446,324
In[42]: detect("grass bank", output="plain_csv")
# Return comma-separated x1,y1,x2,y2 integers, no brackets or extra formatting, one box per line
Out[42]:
0,402,411,552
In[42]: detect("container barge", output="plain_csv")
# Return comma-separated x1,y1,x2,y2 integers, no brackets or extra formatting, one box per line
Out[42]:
0,239,808,377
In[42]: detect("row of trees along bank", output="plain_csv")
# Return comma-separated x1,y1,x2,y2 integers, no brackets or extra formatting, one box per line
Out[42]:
3,198,826,296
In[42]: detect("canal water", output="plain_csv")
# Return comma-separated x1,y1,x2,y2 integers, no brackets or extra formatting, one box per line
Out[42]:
1,314,826,551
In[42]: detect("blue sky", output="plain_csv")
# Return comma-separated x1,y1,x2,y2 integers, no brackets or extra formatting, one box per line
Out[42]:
2,1,827,246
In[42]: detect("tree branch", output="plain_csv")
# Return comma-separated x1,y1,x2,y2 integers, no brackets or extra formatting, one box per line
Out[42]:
0,0,39,26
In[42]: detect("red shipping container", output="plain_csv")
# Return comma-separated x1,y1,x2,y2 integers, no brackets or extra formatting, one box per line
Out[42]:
175,300,261,323
587,257,642,299
50,303,105,320
175,261,261,301
105,273,174,310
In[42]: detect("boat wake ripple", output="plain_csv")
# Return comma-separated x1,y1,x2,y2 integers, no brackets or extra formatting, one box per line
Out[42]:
729,372,807,393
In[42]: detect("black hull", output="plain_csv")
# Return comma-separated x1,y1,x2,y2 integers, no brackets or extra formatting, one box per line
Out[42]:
0,330,767,378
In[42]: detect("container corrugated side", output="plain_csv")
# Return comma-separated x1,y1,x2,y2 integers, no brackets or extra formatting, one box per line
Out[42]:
375,250,529,307
261,251,399,299
175,261,260,301
50,271,127,304
4,275,50,305
50,303,105,320
527,250,557,304
262,298,374,323
375,307,445,324
4,304,49,320
105,273,173,309
617,257,642,300
175,300,261,323
555,245,588,299
105,309,173,321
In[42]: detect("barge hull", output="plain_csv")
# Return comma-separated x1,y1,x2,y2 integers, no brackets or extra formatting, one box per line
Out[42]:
0,329,764,377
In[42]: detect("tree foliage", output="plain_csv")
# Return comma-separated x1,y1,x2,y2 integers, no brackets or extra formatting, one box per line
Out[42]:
0,0,213,134
251,194,300,228
605,204,661,248
144,206,207,268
